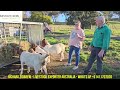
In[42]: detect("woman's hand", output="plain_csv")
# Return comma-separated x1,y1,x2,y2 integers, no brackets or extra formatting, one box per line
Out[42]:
77,33,83,38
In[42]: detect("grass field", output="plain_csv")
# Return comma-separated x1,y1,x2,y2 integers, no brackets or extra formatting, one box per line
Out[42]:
45,22,120,79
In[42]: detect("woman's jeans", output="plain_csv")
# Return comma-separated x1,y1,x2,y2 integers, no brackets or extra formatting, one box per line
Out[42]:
68,46,80,66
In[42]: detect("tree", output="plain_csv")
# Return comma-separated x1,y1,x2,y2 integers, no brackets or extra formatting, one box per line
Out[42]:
63,11,98,29
29,11,53,24
99,11,113,22
112,11,120,21
23,11,29,21
47,11,60,23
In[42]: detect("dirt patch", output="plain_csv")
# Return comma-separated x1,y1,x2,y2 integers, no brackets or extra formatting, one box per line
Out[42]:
55,35,69,40
104,60,120,68
0,56,120,79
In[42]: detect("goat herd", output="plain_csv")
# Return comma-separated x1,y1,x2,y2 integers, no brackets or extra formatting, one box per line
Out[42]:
19,39,67,75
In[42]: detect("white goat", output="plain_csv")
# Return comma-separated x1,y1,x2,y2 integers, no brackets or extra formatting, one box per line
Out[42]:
20,51,49,74
35,46,50,63
43,43,66,61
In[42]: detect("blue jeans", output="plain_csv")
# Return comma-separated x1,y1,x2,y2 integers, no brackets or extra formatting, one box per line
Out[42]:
68,46,80,66
84,47,106,75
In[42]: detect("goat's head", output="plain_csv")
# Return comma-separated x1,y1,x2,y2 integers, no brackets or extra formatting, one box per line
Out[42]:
14,46,23,55
41,39,49,47
30,43,37,51
42,54,50,65
28,48,35,53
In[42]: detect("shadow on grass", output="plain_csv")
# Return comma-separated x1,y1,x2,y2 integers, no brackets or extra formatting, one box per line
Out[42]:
111,36,120,41
52,32,65,35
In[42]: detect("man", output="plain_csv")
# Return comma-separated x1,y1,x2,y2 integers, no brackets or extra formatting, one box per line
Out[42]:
66,20,85,70
84,16,111,75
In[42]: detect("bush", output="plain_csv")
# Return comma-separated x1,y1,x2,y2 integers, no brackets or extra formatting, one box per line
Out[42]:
42,15,53,24
29,12,53,24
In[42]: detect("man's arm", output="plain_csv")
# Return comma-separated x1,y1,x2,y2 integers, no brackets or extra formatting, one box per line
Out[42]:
98,28,111,58
102,28,111,50
90,30,96,47
89,30,96,51
90,39,94,47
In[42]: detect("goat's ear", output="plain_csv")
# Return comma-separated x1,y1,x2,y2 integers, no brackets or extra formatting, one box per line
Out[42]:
39,53,42,55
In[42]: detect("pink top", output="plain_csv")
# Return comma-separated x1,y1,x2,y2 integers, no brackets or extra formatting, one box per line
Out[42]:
69,29,85,48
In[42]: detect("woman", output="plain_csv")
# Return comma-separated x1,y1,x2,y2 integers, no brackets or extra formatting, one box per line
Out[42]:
66,20,85,70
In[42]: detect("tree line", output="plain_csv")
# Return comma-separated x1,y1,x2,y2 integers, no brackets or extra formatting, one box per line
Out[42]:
23,11,120,29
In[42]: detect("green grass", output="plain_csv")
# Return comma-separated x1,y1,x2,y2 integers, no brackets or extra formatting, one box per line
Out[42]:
92,63,120,79
55,29,71,34
108,21,120,24
45,37,59,44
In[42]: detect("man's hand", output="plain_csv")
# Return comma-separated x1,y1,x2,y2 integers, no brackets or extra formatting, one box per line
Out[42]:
98,49,105,58
88,46,93,52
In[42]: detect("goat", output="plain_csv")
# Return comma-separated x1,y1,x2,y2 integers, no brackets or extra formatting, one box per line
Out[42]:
20,51,49,74
41,39,66,61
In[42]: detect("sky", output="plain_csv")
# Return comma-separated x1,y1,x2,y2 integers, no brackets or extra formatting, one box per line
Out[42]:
53,14,66,22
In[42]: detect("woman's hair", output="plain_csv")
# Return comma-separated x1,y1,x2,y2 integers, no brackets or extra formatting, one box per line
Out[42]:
30,43,36,51
75,20,81,26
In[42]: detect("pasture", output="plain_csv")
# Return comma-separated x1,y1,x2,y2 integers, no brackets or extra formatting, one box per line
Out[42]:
0,21,120,79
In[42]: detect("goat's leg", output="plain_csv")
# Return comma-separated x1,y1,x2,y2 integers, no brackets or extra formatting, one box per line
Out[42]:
27,67,30,73
20,62,24,74
60,52,64,61
46,56,50,63
34,66,39,74
42,65,47,74
40,66,43,73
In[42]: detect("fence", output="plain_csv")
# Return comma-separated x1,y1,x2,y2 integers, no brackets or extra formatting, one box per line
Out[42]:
0,21,44,45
